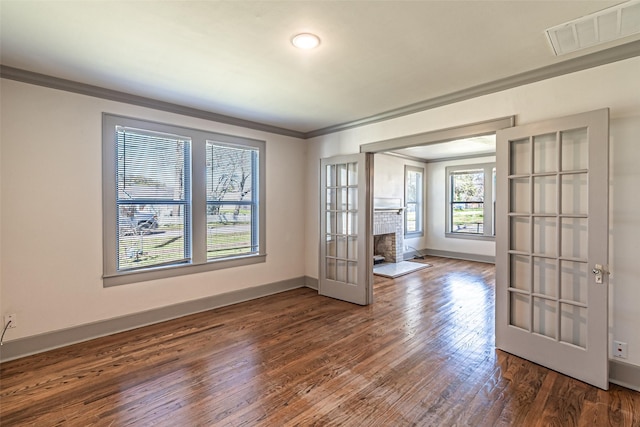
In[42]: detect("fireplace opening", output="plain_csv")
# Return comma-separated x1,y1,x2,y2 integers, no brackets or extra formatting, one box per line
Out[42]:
373,208,403,264
374,233,398,263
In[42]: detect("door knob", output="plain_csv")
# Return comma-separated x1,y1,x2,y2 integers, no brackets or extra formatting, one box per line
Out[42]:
592,264,604,284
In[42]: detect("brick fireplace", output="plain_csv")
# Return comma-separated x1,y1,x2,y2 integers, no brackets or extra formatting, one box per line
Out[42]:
373,210,403,263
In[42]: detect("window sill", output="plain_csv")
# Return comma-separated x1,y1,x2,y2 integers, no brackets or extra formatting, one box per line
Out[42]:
103,254,267,287
404,232,424,238
445,232,495,242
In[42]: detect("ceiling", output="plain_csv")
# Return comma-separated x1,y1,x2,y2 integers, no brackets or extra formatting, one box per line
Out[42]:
389,135,497,162
1,1,639,138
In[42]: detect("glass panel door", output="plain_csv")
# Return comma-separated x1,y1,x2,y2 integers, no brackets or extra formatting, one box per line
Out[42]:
496,109,609,389
319,154,372,305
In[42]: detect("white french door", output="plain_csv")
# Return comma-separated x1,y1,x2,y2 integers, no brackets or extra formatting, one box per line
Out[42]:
319,153,373,305
495,109,609,389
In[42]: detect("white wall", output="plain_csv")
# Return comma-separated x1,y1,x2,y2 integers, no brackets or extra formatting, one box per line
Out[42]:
0,80,307,341
305,56,640,367
609,115,640,366
373,154,427,253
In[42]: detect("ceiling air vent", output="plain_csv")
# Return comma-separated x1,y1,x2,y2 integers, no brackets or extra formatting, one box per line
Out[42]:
545,0,640,55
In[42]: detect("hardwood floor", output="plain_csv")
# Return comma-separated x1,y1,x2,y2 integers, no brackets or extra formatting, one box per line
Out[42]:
1,257,639,426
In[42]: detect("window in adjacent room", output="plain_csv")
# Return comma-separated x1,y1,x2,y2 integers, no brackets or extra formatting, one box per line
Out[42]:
102,114,265,286
446,163,495,240
404,165,424,236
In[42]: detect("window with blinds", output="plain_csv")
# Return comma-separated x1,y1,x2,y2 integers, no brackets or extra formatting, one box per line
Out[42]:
103,114,266,286
116,127,191,271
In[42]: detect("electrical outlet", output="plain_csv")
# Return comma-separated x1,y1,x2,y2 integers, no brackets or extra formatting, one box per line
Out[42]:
4,314,17,329
613,340,628,359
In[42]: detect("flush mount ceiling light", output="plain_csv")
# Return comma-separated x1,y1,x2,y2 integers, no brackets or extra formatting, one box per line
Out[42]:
292,33,321,49
545,0,640,55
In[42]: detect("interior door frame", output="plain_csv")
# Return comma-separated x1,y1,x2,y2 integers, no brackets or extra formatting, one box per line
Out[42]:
355,116,514,297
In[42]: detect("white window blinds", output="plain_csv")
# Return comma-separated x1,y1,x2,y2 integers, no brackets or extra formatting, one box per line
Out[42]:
116,127,191,271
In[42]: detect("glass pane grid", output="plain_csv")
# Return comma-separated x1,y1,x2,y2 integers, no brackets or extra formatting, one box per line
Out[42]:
507,127,591,350
324,161,358,284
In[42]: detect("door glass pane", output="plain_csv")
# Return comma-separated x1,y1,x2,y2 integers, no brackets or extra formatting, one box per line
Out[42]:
347,261,358,285
560,303,587,348
533,297,557,339
510,217,530,252
510,292,530,330
560,260,588,304
510,177,530,213
561,173,588,215
337,163,348,187
348,188,358,210
561,218,588,259
326,189,336,210
336,259,347,282
326,235,336,257
533,176,557,214
326,258,336,280
348,162,358,185
533,133,558,173
533,257,557,297
347,236,358,260
510,254,530,291
533,217,557,257
336,212,347,235
348,213,358,235
561,128,588,171
326,212,335,234
337,188,348,211
510,139,530,175
326,165,336,187
336,236,347,258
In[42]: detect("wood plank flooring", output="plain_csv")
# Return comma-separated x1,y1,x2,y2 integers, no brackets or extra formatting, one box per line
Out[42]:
1,257,639,426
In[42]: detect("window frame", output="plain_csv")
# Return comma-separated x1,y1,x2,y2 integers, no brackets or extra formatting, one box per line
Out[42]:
445,162,495,241
404,165,424,237
103,113,266,287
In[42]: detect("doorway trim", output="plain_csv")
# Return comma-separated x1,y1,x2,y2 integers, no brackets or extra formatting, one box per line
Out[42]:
359,116,515,154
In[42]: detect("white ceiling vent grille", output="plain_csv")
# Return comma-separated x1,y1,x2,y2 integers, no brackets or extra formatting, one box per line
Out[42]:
546,0,640,55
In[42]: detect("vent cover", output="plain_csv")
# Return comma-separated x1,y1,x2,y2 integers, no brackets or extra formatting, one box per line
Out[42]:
545,0,640,55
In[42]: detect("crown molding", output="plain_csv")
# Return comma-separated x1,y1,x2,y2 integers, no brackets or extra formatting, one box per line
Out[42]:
2,39,639,140
305,40,640,139
0,65,306,139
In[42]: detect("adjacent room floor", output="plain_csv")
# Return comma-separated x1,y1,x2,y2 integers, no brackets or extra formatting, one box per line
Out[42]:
1,256,638,426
